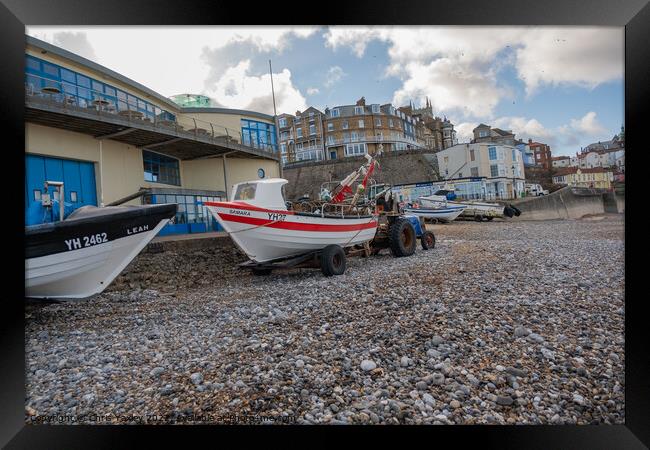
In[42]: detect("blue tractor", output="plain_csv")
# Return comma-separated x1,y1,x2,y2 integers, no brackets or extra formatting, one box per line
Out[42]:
368,187,436,256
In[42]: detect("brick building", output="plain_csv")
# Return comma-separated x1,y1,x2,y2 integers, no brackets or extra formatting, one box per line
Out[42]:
528,139,552,169
279,97,427,165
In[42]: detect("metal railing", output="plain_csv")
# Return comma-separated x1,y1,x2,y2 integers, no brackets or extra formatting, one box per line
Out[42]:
324,135,423,147
25,74,278,155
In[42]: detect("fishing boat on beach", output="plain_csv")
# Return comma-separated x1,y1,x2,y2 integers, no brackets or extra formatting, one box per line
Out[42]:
403,203,467,223
419,189,509,221
25,202,177,299
204,155,379,264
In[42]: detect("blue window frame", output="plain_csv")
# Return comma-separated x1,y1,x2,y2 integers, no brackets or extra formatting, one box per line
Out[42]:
25,54,176,122
143,150,181,186
241,119,277,152
489,146,497,160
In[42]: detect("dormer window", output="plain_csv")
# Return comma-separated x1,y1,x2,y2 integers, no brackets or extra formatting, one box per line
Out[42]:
355,106,364,115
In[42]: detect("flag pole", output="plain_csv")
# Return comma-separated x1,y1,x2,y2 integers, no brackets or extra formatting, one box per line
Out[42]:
269,60,283,177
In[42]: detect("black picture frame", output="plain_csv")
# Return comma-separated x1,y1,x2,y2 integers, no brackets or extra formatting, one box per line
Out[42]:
1,0,645,447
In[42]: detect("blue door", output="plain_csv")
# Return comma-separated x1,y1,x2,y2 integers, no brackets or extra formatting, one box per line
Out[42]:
25,154,97,225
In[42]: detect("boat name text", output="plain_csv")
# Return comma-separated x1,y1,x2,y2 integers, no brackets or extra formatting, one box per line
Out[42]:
126,224,149,235
229,209,251,216
64,233,108,251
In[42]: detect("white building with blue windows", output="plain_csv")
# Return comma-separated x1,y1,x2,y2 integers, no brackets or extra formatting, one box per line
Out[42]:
25,36,281,235
436,143,526,200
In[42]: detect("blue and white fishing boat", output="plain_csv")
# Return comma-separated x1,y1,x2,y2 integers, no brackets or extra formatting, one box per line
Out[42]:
403,204,467,223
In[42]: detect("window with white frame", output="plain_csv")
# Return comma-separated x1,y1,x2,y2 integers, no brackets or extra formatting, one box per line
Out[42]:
512,149,517,161
355,106,364,115
375,118,382,127
280,143,287,154
351,131,359,142
371,104,380,113
388,118,394,127
359,120,364,128
309,124,316,135
342,120,349,129
330,109,340,117
490,164,499,177
471,167,479,177
327,135,335,144
327,122,334,132
278,117,287,127
479,130,488,137
488,146,497,160
296,142,303,150
345,143,367,156
343,132,350,142
296,128,302,138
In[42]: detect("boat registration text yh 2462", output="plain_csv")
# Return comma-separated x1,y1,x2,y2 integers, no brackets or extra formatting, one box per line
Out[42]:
64,233,108,251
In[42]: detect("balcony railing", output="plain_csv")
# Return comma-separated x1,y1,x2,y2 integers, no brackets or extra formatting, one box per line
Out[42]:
325,135,423,147
25,74,278,155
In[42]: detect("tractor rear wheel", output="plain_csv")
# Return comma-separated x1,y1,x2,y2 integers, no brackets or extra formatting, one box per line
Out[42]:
389,218,416,257
320,245,346,276
421,230,436,250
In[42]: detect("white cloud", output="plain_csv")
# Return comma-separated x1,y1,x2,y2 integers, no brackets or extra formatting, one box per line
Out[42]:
205,60,307,115
567,111,607,136
26,26,317,98
324,26,623,120
454,122,478,143
456,111,611,156
515,27,624,96
324,66,346,88
306,87,320,95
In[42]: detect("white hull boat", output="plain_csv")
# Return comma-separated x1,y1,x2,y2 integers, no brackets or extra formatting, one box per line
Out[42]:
205,179,378,263
419,193,505,218
25,203,176,299
403,205,466,222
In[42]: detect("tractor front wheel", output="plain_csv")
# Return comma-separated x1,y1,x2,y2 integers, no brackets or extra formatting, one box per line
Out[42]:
421,230,436,250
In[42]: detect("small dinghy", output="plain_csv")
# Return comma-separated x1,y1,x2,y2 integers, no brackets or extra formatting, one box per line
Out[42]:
25,203,177,299
204,179,378,263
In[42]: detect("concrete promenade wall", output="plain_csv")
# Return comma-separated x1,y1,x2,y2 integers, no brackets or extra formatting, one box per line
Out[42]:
282,151,440,200
511,187,623,220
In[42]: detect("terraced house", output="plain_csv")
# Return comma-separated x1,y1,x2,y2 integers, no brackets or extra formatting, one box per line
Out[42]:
279,97,426,165
277,107,326,164
552,167,614,189
24,36,280,236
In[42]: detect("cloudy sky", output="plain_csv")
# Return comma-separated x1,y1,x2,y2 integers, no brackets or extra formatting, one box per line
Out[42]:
27,26,623,156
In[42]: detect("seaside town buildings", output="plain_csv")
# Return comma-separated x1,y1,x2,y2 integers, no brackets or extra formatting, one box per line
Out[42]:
277,97,456,165
436,142,526,200
552,167,614,189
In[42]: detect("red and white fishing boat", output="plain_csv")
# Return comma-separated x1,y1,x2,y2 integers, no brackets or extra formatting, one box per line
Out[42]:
204,158,379,263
